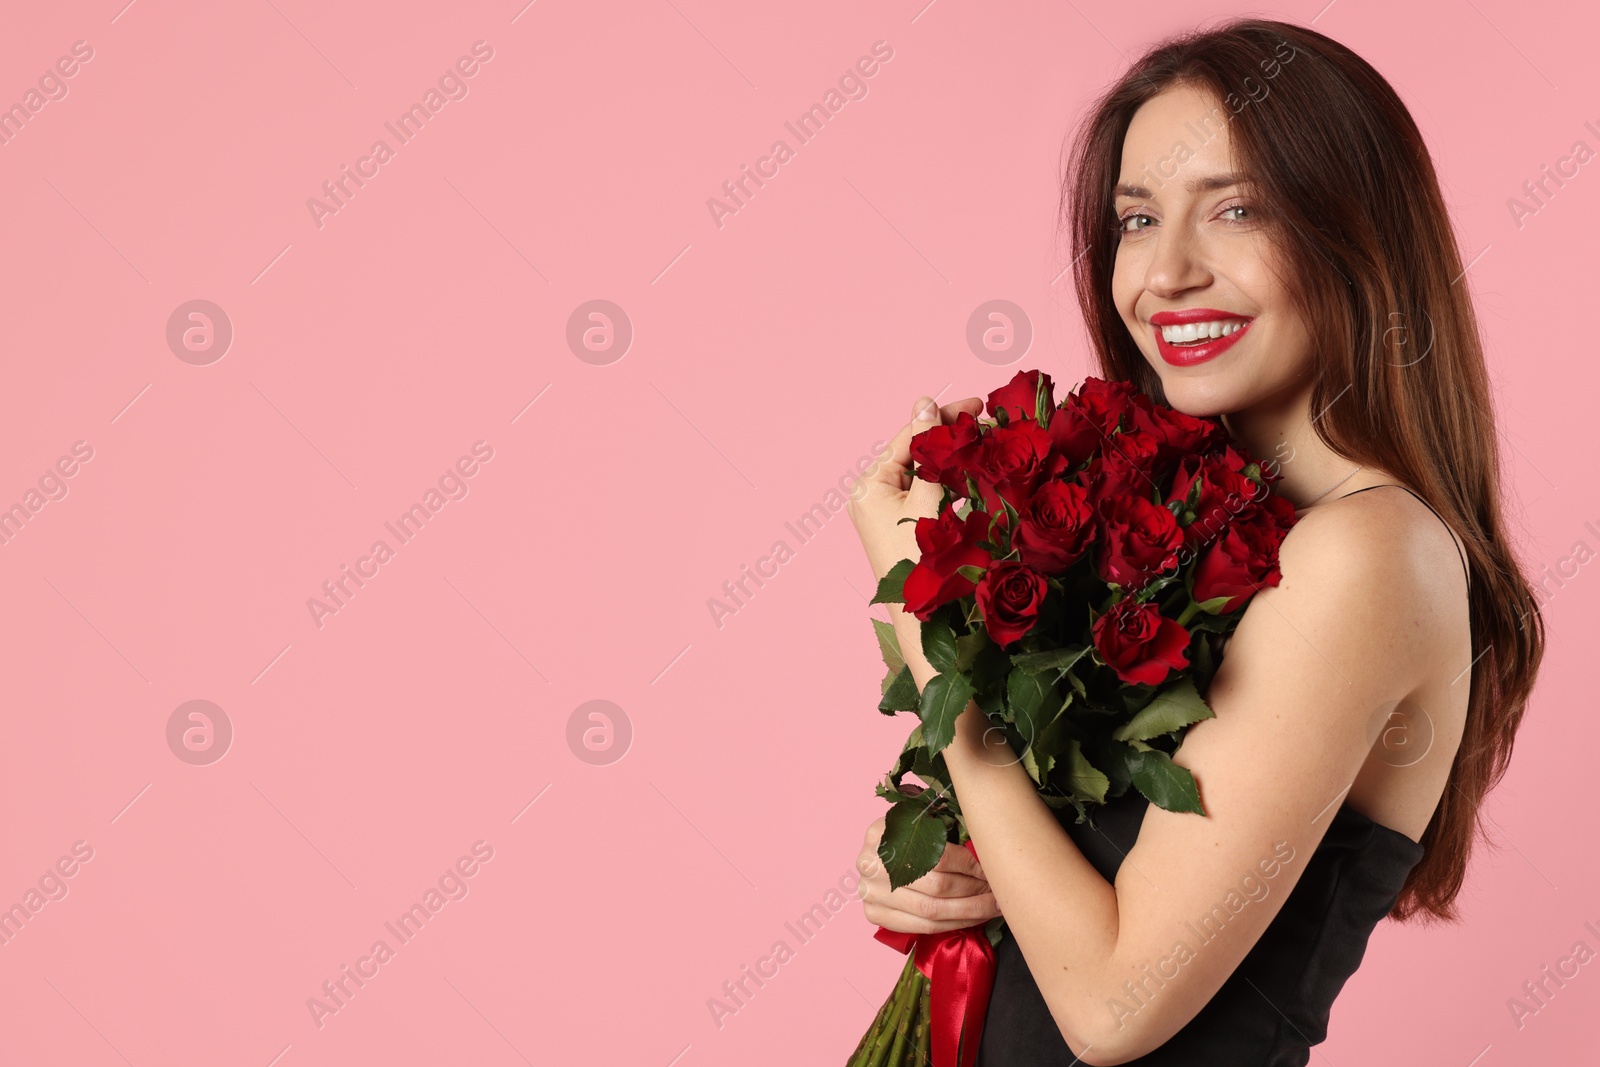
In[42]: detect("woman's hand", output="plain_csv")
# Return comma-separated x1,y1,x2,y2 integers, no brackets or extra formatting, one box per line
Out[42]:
856,815,1002,934
845,394,984,586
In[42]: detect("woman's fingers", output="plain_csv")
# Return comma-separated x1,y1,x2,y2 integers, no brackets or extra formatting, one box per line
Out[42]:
857,830,1002,934
863,880,1002,933
930,840,985,880
867,395,983,493
939,397,984,421
869,396,938,491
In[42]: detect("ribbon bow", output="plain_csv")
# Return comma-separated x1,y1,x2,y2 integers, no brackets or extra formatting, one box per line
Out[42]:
872,840,996,1067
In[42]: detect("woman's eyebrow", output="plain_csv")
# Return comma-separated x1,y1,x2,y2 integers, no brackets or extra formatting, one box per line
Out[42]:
1114,173,1249,199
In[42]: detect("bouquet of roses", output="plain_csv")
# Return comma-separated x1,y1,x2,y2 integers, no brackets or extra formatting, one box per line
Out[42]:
844,370,1297,1067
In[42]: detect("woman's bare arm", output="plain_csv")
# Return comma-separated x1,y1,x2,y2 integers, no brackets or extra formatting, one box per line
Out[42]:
896,504,1449,1064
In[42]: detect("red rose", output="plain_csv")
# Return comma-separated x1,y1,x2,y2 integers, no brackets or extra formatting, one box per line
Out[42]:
1257,489,1297,534
1047,401,1103,470
1095,493,1184,590
1080,432,1162,510
1093,598,1191,686
987,369,1055,425
902,509,993,619
976,561,1048,646
1125,396,1226,461
973,418,1057,514
1014,480,1097,575
1167,447,1266,552
911,410,984,493
1191,511,1288,613
1066,377,1140,436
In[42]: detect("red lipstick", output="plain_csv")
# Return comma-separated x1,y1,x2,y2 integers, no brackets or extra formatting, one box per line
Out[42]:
1150,308,1254,367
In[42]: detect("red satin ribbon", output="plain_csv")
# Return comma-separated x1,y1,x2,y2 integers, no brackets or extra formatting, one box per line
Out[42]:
872,840,995,1067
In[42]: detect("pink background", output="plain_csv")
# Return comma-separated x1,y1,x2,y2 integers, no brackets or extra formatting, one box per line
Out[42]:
0,1,1592,1063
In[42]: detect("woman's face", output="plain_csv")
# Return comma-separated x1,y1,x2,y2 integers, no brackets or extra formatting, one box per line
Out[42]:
1110,83,1313,418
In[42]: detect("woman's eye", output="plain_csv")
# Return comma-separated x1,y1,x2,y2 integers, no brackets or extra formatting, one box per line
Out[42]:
1119,213,1154,232
1220,203,1251,221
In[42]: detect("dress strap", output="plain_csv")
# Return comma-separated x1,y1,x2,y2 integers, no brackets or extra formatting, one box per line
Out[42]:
1331,484,1470,588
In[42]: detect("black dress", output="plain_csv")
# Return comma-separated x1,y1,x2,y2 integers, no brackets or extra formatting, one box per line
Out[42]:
974,790,1424,1065
976,485,1462,1065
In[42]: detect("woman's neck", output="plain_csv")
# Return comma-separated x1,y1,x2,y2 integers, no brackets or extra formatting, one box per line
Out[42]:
1220,378,1373,510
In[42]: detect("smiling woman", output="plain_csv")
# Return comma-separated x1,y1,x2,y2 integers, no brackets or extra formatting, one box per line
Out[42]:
846,16,1547,1067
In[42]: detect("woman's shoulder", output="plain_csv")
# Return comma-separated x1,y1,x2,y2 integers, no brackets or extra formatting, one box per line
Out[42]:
1285,478,1468,586
1268,477,1470,669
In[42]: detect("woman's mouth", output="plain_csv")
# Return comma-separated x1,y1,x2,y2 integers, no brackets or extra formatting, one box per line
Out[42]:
1150,309,1254,366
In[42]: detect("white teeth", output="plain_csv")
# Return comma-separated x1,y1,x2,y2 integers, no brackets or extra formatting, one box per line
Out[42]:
1159,318,1249,344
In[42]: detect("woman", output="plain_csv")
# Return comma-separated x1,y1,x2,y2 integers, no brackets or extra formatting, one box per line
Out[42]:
846,18,1546,1066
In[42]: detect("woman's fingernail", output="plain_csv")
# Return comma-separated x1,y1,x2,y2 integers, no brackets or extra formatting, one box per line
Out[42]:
914,397,937,421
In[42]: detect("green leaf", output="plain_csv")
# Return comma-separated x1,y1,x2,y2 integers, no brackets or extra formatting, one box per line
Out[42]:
871,617,905,675
1011,645,1092,675
879,798,951,891
954,630,989,672
956,564,987,583
878,726,931,800
1035,692,1074,748
999,495,1020,530
1020,746,1046,785
911,742,948,792
919,671,976,756
870,559,916,605
921,617,959,675
969,639,1011,715
1063,739,1110,804
1196,594,1234,615
1092,739,1135,794
1111,676,1215,741
878,666,920,714
1128,747,1205,814
1006,669,1051,740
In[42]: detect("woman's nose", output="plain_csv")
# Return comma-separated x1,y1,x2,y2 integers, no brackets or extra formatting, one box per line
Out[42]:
1144,226,1211,297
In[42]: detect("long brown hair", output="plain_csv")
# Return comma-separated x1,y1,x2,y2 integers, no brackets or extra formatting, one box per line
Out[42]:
1058,17,1546,923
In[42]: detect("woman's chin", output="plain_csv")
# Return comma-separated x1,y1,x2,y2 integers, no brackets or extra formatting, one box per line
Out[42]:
1151,375,1237,420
